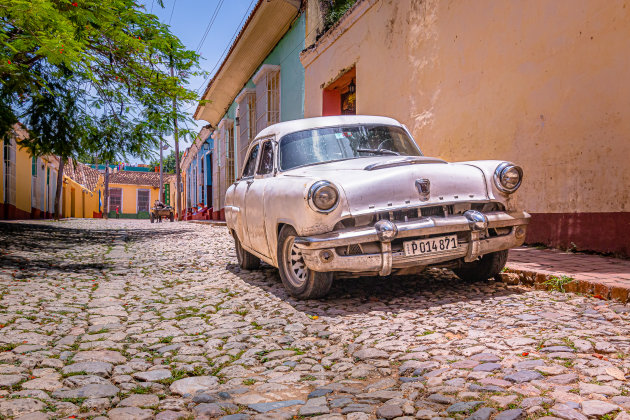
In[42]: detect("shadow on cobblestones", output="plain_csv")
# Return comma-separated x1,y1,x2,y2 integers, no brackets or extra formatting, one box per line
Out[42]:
0,221,192,247
228,263,526,316
0,221,193,274
0,255,109,274
0,220,628,420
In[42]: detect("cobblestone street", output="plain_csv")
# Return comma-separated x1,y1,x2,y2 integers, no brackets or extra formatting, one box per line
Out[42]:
0,219,628,420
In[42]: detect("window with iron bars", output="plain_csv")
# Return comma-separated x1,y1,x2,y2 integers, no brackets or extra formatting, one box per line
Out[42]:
3,139,16,205
267,71,280,126
200,157,205,204
248,94,256,143
225,125,236,187
109,188,122,211
137,189,150,213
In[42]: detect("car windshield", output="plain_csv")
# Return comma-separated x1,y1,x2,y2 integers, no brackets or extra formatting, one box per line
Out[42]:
278,124,421,171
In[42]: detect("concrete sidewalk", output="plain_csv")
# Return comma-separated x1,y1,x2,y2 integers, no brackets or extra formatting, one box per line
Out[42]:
503,246,630,303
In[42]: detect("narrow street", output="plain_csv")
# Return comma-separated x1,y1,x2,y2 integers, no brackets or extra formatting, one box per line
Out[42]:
0,219,628,420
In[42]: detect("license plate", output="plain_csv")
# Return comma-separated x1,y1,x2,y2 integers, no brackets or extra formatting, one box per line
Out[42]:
403,235,458,256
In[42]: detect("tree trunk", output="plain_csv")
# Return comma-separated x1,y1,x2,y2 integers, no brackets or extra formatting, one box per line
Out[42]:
53,157,65,220
174,127,181,221
103,161,110,219
171,65,181,221
159,139,164,203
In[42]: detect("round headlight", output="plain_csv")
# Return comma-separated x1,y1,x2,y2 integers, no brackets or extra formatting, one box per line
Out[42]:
494,163,523,193
309,181,339,212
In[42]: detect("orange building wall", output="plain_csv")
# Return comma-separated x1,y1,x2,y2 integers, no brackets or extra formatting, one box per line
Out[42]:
301,0,630,255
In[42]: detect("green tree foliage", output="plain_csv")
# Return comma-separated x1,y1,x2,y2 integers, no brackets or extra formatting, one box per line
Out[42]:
0,0,204,217
322,0,358,31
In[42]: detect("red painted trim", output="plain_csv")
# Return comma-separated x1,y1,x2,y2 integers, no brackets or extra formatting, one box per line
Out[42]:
31,208,44,219
219,208,225,221
322,89,341,116
0,203,32,220
526,212,630,257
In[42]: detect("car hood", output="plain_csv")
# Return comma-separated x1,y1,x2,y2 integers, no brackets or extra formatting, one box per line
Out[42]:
285,156,489,216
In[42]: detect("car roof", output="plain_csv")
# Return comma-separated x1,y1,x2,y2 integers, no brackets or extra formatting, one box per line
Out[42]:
255,115,405,140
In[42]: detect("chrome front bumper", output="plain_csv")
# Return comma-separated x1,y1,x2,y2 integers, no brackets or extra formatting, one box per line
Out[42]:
294,211,530,276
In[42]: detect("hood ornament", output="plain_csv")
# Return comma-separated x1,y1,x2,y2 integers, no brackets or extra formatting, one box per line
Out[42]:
415,178,430,201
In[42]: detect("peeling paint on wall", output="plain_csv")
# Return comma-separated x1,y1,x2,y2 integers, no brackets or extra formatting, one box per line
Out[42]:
303,0,630,216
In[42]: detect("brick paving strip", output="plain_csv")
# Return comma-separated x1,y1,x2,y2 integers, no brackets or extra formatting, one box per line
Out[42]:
504,247,630,303
0,219,628,420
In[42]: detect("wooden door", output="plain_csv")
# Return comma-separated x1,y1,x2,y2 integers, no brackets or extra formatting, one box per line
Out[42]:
70,188,76,218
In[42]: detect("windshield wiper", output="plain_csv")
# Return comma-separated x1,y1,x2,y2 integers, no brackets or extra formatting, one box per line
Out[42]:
356,148,400,156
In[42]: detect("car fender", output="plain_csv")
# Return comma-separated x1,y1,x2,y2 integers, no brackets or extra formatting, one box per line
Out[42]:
261,175,350,267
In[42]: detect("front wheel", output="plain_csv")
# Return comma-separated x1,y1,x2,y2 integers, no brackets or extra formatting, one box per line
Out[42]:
277,225,333,300
454,250,509,282
150,213,154,223
170,213,174,222
233,233,260,270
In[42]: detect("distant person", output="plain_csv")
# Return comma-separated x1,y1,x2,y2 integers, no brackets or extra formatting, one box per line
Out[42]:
115,206,120,219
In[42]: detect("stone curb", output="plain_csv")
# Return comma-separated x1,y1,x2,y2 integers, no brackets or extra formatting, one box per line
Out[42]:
497,269,630,303
185,220,227,226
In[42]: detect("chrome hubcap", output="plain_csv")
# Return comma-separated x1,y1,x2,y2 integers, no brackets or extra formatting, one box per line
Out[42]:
285,237,308,287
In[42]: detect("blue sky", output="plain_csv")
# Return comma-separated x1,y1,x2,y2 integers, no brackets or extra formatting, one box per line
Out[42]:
135,0,257,163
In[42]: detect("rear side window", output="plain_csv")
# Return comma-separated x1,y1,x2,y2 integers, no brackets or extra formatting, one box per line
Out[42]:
242,144,259,178
257,141,274,175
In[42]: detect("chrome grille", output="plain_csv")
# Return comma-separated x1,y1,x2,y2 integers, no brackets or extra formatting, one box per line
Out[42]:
420,206,445,217
348,244,362,255
376,205,445,222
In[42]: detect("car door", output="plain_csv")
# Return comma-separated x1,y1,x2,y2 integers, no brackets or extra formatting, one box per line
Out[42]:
232,142,260,249
244,138,275,258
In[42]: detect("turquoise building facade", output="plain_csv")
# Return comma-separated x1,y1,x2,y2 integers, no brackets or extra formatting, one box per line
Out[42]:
210,13,306,216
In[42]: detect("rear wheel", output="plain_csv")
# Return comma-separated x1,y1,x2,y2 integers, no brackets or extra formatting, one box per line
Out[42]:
277,225,333,299
454,250,509,282
169,213,174,222
233,233,260,270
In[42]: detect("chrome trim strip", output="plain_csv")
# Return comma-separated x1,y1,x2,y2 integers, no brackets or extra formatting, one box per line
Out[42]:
299,228,526,273
364,157,447,171
294,211,530,249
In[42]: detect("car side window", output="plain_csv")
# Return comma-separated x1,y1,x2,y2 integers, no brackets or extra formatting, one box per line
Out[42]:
242,144,259,178
257,141,274,175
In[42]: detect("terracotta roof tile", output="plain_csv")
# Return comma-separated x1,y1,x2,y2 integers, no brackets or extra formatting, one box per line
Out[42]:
109,171,175,188
64,160,102,192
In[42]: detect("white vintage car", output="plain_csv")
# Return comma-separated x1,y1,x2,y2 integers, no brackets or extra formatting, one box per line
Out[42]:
225,115,530,299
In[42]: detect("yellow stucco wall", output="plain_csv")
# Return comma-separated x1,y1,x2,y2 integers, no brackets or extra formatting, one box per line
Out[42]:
167,178,177,210
15,144,32,214
0,140,4,203
302,0,630,214
108,183,160,214
61,176,103,219
0,142,101,219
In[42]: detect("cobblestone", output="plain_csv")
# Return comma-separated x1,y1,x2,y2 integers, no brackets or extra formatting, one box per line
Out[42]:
0,219,628,419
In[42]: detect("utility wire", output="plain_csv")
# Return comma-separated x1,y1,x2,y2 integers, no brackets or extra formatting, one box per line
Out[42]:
168,0,177,25
195,0,225,54
195,0,256,94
